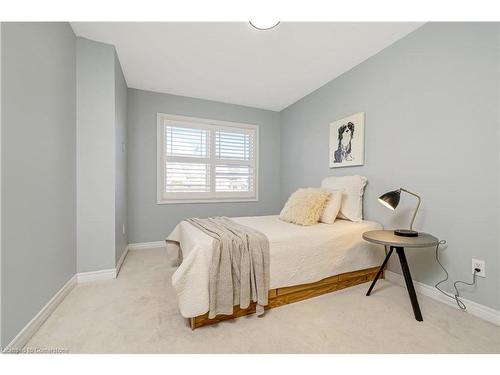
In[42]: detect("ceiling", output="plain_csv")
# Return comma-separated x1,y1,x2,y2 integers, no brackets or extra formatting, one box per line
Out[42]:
71,22,423,111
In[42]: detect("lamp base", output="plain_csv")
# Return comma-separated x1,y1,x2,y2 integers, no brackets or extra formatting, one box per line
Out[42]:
394,229,419,237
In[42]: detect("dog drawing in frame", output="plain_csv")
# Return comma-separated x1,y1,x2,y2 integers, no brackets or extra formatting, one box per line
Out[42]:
333,122,354,163
329,112,364,168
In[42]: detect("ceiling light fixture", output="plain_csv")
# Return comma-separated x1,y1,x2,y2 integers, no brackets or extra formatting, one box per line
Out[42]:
249,21,280,30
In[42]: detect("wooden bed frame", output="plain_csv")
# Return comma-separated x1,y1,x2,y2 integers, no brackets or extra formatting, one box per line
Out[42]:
189,266,382,330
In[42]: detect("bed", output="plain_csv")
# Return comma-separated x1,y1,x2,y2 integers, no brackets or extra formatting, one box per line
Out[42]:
166,215,385,329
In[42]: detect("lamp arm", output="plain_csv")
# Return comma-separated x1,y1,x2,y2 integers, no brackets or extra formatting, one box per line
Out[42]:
400,188,421,231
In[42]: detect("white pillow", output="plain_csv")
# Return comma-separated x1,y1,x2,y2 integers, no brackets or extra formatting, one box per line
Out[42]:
280,188,331,226
319,189,343,224
320,175,367,222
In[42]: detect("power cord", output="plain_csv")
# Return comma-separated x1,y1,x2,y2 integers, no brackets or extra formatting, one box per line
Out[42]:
434,240,479,311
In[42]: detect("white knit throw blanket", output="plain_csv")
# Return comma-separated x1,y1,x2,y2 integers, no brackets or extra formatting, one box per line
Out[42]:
186,217,270,319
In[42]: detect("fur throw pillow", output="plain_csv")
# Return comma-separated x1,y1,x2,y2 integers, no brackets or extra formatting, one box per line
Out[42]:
280,188,331,226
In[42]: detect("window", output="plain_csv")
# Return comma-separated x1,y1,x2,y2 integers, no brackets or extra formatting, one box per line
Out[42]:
157,113,258,204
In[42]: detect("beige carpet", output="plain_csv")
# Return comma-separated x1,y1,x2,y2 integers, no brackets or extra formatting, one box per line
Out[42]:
26,248,500,353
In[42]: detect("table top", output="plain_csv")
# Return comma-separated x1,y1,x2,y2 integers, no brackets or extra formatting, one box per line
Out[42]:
363,230,439,248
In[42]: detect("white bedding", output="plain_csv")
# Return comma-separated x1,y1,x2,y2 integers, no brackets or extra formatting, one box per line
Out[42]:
166,215,385,318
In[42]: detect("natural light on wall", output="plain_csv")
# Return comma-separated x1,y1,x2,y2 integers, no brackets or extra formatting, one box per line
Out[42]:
157,113,258,204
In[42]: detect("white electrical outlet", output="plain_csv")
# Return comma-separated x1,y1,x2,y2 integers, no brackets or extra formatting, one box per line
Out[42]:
472,258,486,278
122,224,126,235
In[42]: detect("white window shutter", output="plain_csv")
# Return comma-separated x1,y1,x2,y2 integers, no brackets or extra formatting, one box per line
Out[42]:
158,114,258,203
215,128,255,193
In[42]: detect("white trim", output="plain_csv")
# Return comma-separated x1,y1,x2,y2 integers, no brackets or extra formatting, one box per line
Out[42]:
127,241,166,250
115,245,129,276
156,197,259,205
156,112,259,205
76,269,116,283
157,113,260,130
385,270,500,326
2,275,77,352
3,263,124,350
156,113,163,204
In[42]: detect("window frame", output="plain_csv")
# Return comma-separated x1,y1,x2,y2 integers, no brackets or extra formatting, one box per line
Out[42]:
156,113,259,204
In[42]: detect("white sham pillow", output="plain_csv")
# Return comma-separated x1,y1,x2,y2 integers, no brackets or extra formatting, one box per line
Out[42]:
319,189,343,224
280,188,331,226
320,175,367,222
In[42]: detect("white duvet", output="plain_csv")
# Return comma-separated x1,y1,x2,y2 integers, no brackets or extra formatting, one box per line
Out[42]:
166,215,385,318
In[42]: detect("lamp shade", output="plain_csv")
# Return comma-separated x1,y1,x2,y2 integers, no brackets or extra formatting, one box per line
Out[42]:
378,189,401,210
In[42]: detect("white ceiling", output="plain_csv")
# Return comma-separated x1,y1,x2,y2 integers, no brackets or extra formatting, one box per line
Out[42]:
71,22,423,111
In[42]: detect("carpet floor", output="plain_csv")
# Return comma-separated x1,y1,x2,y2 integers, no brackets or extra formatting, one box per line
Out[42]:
26,248,500,353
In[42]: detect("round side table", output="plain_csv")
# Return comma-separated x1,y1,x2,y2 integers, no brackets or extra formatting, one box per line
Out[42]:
363,230,439,322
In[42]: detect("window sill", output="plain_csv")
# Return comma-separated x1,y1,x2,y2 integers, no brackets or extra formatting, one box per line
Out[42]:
157,198,259,205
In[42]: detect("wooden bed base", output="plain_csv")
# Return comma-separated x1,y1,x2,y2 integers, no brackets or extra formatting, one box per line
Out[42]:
189,266,382,330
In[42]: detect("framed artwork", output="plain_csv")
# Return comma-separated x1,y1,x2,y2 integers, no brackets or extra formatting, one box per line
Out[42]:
329,112,365,168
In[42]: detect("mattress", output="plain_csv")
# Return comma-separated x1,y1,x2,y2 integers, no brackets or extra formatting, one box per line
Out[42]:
166,215,385,318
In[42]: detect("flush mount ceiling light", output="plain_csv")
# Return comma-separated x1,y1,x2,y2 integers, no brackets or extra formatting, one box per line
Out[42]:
249,21,280,30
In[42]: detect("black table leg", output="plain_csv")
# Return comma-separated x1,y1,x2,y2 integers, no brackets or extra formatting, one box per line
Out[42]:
396,247,423,322
366,247,394,296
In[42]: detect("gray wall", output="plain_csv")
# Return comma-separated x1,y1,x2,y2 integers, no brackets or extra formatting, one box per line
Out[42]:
76,38,116,272
115,52,128,265
127,89,281,243
0,21,3,347
280,23,500,309
0,21,3,345
1,23,76,346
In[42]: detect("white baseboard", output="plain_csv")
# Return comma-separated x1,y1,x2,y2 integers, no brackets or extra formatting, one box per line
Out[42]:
115,245,129,276
77,268,116,283
127,241,166,250
2,275,77,352
3,242,158,350
385,270,500,326
4,250,135,351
